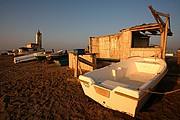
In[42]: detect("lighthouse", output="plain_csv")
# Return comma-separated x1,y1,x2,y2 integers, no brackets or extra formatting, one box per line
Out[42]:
36,29,42,50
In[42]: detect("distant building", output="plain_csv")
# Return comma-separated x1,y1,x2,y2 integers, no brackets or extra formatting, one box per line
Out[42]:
26,43,38,50
14,30,44,56
26,29,43,50
17,47,34,56
36,29,42,50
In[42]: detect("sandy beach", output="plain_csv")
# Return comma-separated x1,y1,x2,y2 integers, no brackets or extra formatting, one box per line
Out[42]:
0,55,180,120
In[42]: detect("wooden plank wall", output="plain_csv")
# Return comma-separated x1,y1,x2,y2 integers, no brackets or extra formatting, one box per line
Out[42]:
99,36,110,58
89,33,121,59
120,31,132,61
89,37,99,57
109,34,120,58
130,47,162,58
89,30,162,61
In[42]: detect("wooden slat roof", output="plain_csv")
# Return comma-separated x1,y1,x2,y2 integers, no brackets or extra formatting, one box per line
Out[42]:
120,23,173,36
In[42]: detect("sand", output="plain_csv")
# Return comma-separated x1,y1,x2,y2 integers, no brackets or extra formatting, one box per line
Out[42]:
0,55,180,120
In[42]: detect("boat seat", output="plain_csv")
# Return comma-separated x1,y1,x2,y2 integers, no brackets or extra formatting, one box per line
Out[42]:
112,67,124,81
135,61,161,74
99,80,137,90
100,80,129,90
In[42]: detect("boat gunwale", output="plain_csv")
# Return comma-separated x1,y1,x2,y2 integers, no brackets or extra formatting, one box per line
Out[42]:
79,67,168,101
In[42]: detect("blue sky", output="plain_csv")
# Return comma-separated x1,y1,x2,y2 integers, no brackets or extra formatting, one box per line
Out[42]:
0,0,180,51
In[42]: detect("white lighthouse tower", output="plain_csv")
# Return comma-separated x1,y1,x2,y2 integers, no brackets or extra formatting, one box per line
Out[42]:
36,29,42,50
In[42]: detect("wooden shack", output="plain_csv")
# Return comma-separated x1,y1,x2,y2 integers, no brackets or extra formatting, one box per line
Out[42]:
89,23,172,61
89,5,173,61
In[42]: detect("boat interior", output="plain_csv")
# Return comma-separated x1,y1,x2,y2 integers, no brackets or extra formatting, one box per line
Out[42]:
83,57,166,92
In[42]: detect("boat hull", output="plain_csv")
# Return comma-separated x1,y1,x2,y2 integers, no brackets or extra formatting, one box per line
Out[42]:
79,57,167,117
14,52,43,64
53,55,69,66
33,53,47,61
35,56,46,61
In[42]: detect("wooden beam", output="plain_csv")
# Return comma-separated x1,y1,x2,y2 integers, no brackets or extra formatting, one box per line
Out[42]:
97,58,120,62
78,57,95,67
162,18,169,59
92,54,97,70
148,5,161,25
148,5,172,59
156,11,169,17
160,29,165,58
130,23,158,29
133,23,159,28
148,5,166,32
130,26,160,32
78,60,83,75
74,55,79,78
129,23,160,32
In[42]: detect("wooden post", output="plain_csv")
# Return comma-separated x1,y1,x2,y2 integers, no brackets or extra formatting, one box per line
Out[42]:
89,37,92,53
162,18,169,59
74,54,79,78
148,5,172,59
73,53,97,78
178,50,180,65
93,54,97,70
78,61,83,74
160,17,169,59
160,30,165,59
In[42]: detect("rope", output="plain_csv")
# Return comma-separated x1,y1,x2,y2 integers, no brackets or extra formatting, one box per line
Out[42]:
139,89,180,95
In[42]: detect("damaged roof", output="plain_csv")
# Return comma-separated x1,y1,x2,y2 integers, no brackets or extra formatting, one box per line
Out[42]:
120,23,173,36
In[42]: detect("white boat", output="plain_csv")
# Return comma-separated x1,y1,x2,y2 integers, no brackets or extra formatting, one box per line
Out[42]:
34,51,53,61
7,50,14,55
46,50,66,61
79,57,167,117
14,52,43,64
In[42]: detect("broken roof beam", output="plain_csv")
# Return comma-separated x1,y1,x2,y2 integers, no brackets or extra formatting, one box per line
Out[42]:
156,11,170,18
130,26,160,32
120,22,172,36
133,23,159,28
120,23,159,32
148,5,171,33
148,5,166,24
129,23,160,31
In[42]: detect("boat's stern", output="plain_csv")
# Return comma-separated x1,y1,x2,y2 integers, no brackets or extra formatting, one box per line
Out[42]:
78,75,139,117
